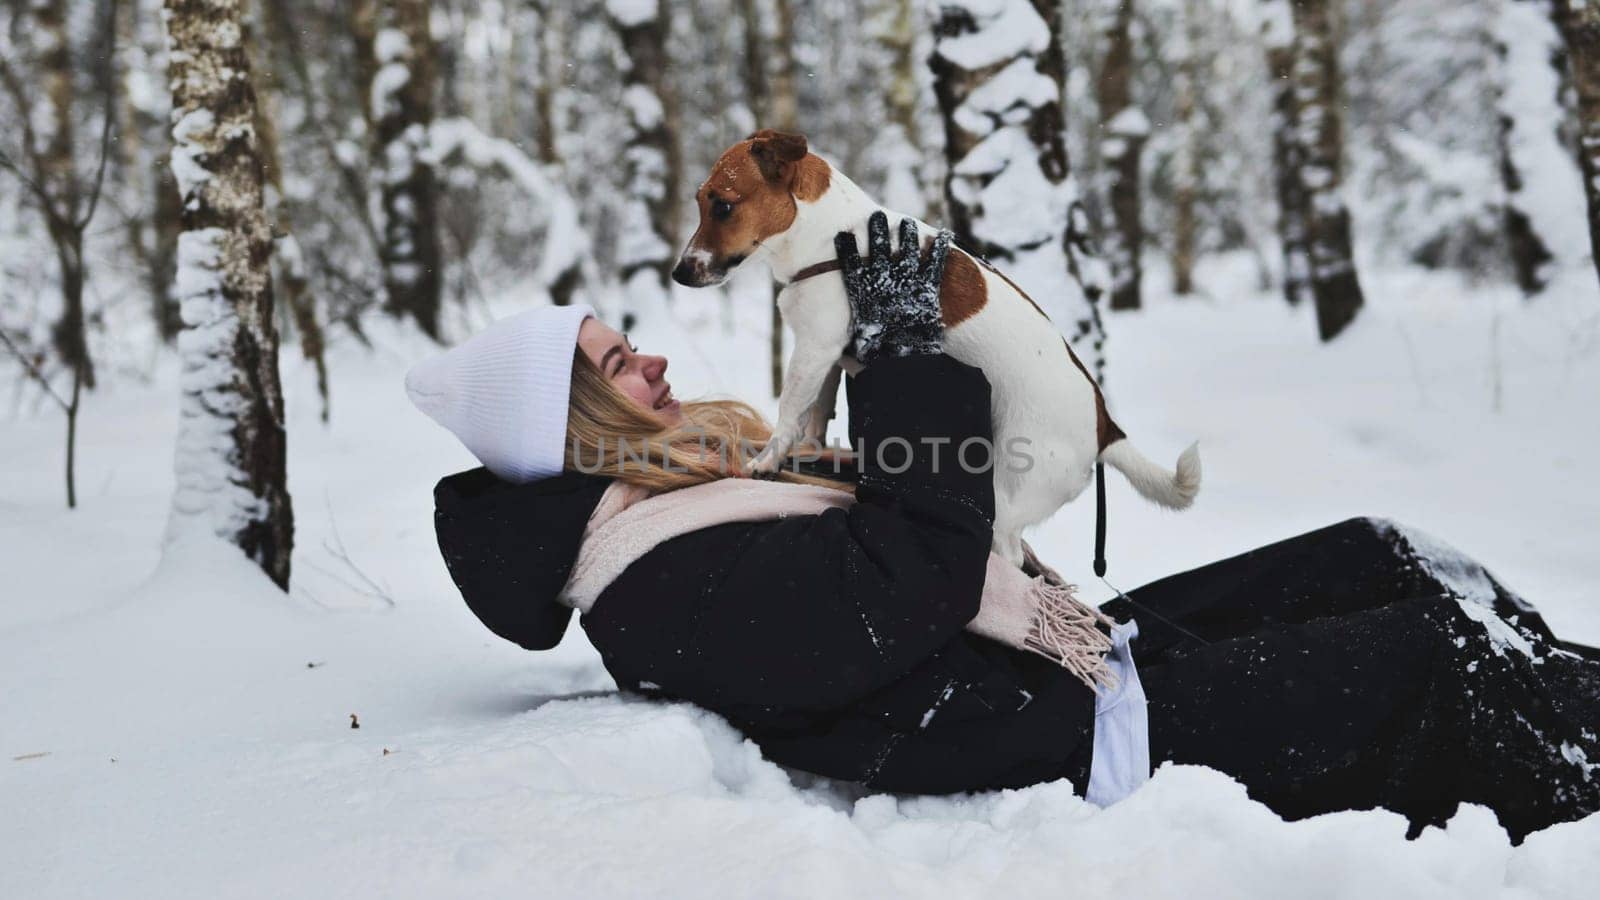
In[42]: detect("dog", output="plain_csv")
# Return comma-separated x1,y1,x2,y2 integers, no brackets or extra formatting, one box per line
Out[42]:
671,129,1200,567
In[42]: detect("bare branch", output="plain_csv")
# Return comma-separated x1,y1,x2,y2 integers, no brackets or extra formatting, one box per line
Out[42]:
313,490,396,607
0,328,71,412
0,146,54,210
259,0,382,255
76,0,124,230
0,35,72,235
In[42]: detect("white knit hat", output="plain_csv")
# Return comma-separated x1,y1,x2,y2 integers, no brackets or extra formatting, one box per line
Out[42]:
405,304,596,483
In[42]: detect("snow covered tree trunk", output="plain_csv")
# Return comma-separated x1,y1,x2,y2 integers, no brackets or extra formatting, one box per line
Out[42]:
1098,0,1146,310
872,0,928,216
121,0,184,343
530,0,563,166
770,0,801,398
1288,0,1364,341
931,0,1107,377
357,0,444,339
737,0,768,128
1565,3,1600,287
1552,0,1600,288
733,0,778,392
503,3,582,308
1170,0,1201,297
770,0,800,131
1263,3,1312,307
607,0,681,331
1494,0,1570,293
163,0,294,588
249,19,330,424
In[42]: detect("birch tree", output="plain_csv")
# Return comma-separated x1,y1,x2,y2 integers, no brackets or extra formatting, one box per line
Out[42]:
531,1,585,306
736,0,768,133
1287,0,1364,340
931,0,1108,377
769,0,801,398
1097,0,1147,310
355,0,444,339
163,0,294,588
1169,0,1201,297
607,0,681,330
1492,0,1573,293
249,10,330,423
245,5,376,346
1263,2,1311,306
769,0,801,131
119,0,184,341
1552,0,1600,288
530,0,564,167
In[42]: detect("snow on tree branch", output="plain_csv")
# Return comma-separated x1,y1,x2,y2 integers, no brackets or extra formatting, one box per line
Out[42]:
427,117,595,301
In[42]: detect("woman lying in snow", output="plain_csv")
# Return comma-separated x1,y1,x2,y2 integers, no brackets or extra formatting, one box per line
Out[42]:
406,216,1600,844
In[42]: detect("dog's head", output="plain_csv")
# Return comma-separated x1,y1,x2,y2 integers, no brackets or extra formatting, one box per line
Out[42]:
672,129,831,287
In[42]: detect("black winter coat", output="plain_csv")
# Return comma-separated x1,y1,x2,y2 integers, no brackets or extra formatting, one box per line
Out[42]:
432,355,1099,794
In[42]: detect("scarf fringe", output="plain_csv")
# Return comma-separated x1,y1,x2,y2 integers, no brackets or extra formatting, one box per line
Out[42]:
1021,578,1120,693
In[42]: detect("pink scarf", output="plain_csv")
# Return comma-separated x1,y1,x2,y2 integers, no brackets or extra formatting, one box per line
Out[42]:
561,478,1119,692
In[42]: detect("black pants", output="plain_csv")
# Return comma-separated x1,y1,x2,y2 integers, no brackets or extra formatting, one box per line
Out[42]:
1101,516,1600,843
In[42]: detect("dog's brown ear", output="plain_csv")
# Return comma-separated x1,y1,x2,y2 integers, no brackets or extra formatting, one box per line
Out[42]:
749,130,809,183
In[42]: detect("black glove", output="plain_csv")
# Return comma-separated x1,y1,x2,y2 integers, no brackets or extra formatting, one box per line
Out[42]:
834,211,952,364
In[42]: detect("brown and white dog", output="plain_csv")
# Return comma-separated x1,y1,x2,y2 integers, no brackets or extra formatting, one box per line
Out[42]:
672,130,1200,567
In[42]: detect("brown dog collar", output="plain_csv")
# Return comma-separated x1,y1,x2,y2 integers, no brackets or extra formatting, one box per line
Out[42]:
780,259,844,287
780,234,939,288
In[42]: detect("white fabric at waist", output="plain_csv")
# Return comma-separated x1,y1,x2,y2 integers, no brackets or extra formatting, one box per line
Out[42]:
1085,619,1151,807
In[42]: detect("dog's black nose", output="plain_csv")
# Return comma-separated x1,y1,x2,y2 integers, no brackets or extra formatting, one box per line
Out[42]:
671,260,699,286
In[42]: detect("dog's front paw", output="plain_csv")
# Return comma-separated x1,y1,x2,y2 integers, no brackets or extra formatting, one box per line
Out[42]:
747,445,785,478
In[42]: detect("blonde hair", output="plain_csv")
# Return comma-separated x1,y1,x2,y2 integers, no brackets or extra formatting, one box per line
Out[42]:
563,347,854,494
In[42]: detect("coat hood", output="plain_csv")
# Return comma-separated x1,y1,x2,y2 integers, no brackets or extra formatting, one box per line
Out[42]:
432,467,611,650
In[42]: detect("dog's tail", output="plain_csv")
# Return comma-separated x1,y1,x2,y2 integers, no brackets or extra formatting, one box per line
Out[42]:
1098,438,1202,510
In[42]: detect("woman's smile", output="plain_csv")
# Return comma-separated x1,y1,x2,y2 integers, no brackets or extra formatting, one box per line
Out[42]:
577,317,683,425
652,384,679,413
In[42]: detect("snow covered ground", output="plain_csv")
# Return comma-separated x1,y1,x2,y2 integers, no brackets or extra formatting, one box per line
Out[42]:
4,258,1599,897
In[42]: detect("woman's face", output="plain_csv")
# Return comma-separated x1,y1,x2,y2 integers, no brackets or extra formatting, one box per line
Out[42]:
577,318,682,425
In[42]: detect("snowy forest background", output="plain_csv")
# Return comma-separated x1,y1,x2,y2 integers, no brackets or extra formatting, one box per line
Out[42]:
5,0,1600,896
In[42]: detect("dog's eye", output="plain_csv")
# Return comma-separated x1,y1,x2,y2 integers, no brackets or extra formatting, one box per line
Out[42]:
710,198,734,221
